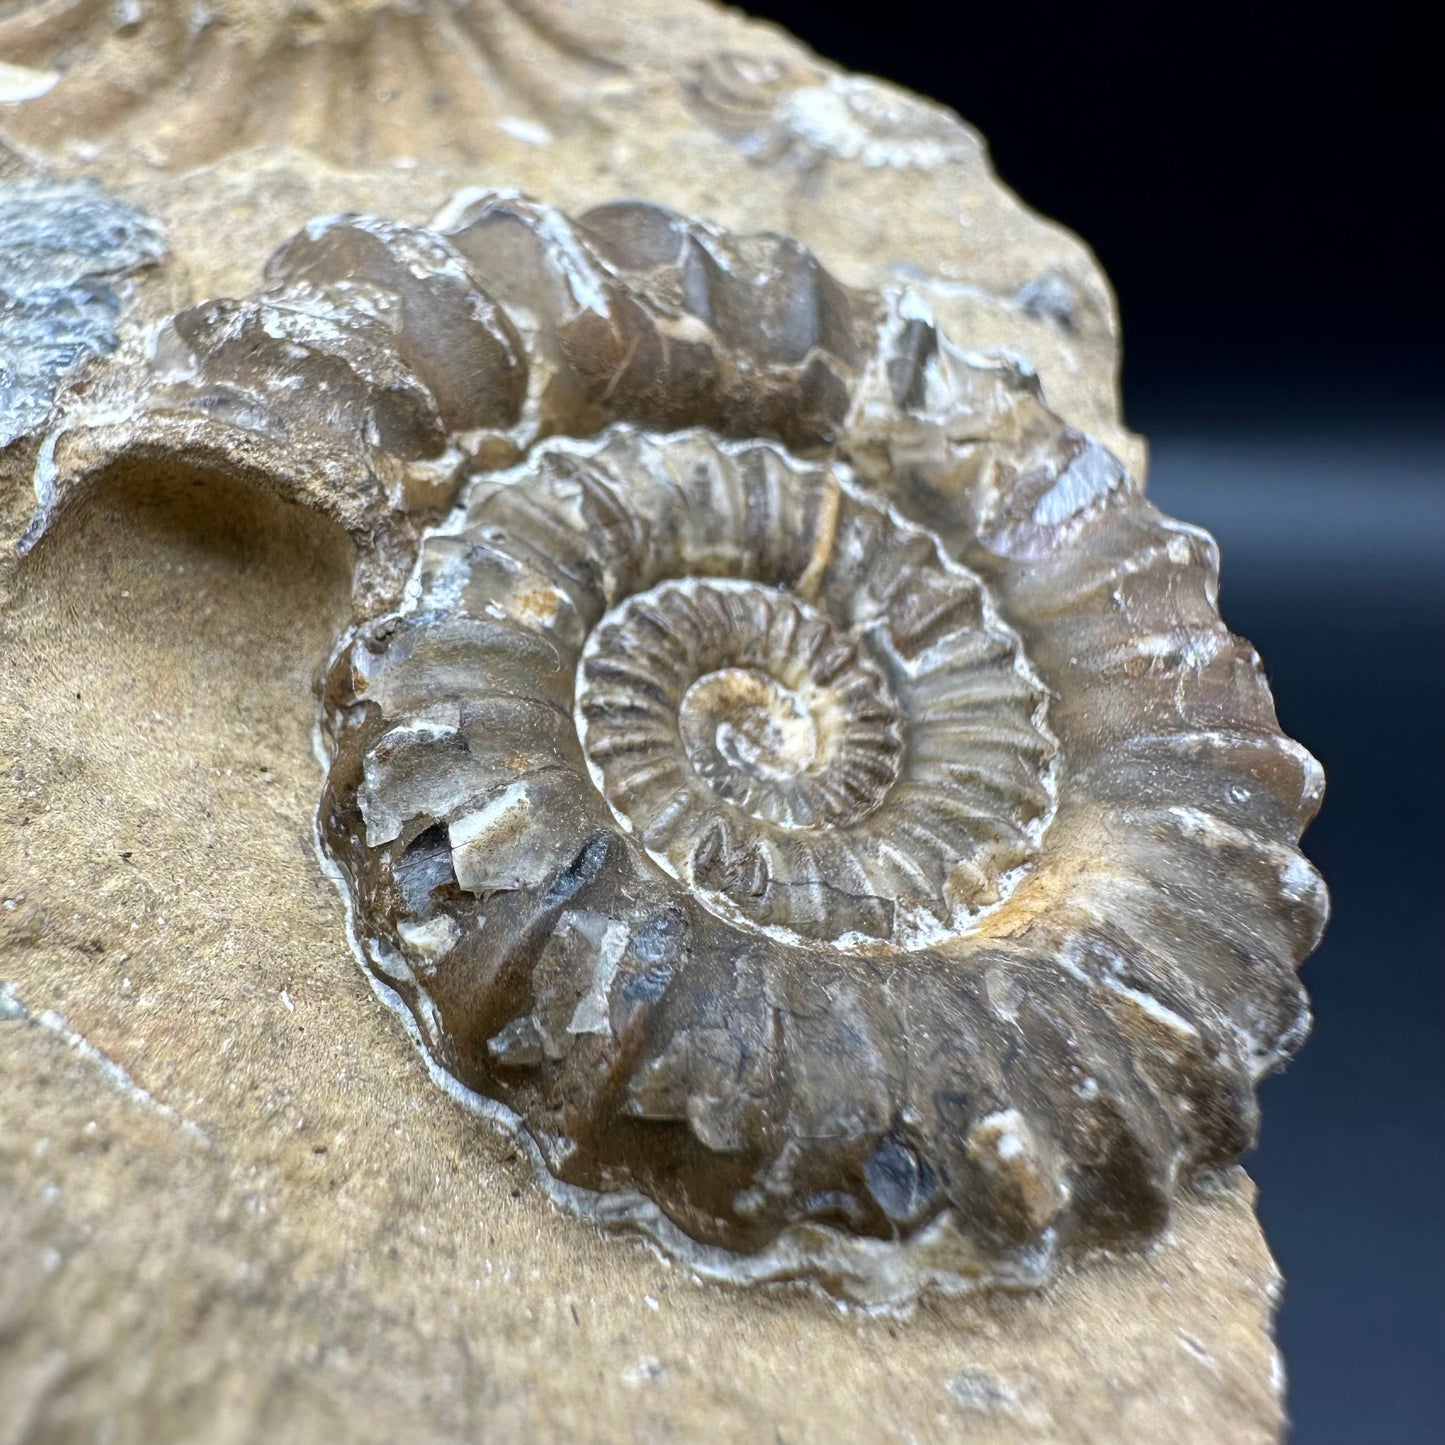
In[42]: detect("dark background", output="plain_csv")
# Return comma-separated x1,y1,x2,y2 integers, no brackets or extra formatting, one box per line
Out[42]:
740,4,1443,1440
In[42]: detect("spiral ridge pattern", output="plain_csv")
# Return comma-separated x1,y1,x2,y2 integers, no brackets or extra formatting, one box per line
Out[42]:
85,193,1326,1299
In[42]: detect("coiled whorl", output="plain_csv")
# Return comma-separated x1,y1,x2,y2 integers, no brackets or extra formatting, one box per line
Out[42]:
59,193,1324,1300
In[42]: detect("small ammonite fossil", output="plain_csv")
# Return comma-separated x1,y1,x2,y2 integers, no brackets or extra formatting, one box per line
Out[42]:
37,193,1327,1301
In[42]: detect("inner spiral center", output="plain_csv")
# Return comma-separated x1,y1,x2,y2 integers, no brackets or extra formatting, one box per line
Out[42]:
577,579,905,844
565,482,1055,945
682,669,821,785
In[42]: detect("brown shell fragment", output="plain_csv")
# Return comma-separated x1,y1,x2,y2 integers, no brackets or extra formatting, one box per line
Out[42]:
33,189,1325,1302
265,217,528,435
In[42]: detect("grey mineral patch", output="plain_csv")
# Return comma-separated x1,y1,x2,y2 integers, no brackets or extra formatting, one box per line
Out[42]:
0,979,30,1023
0,178,165,448
946,1366,1022,1413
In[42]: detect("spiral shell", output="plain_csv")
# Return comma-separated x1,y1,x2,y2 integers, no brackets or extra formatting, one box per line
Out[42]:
42,192,1324,1299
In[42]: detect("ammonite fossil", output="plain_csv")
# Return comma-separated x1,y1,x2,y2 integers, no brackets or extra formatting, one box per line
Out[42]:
34,193,1327,1301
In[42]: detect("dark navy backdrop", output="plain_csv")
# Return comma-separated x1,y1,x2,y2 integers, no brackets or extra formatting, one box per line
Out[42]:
742,6,1443,1439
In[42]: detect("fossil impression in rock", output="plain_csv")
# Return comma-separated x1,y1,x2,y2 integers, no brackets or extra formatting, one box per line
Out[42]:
27,194,1328,1301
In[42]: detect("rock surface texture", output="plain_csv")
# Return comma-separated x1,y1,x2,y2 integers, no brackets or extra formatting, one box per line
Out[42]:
0,2,1322,1442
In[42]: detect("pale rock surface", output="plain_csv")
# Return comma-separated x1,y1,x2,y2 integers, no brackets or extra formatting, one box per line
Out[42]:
0,2,1284,1440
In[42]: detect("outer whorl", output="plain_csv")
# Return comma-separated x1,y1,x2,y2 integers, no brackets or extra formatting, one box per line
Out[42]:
43,195,1328,1301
